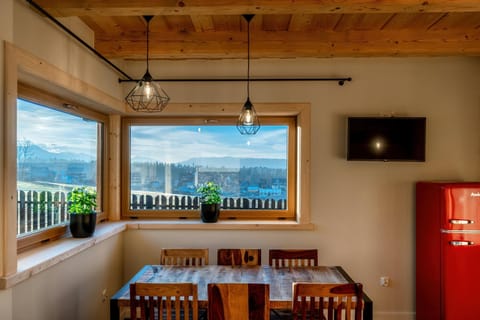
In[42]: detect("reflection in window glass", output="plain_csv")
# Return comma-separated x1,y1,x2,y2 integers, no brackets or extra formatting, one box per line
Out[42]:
129,125,288,210
16,99,98,237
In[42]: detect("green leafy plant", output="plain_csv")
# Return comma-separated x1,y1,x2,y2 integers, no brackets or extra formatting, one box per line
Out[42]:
196,181,222,204
67,187,97,214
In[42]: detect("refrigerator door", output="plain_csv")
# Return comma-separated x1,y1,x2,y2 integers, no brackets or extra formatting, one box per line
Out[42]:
441,232,480,320
441,185,480,230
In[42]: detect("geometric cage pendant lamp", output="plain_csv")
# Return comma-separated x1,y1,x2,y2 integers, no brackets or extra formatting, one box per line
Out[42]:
125,15,170,112
236,14,260,135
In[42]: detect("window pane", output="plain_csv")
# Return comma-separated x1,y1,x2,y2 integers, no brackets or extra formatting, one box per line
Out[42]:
17,99,98,237
130,125,288,211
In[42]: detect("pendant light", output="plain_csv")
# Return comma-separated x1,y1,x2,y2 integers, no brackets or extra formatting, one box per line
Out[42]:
237,14,260,135
125,15,170,112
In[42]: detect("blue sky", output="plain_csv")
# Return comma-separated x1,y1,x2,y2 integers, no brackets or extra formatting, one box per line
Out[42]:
17,99,288,163
131,125,288,163
17,99,97,156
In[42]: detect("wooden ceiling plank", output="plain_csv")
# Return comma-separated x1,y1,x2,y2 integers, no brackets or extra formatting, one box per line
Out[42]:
190,15,215,32
382,12,446,30
311,14,342,30
334,13,395,31
163,15,195,32
429,12,480,30
263,15,291,31
212,15,242,32
288,14,315,32
34,0,480,17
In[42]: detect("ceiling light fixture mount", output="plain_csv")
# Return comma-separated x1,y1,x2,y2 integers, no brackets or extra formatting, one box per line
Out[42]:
237,14,260,136
125,15,170,112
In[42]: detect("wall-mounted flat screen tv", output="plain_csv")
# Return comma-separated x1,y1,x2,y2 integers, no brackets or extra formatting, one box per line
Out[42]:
347,116,426,162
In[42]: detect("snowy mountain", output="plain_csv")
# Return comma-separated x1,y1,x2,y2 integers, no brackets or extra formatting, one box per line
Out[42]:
17,144,95,162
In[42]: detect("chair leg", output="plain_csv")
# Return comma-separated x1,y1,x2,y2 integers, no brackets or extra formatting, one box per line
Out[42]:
199,308,208,320
270,309,292,320
270,309,282,319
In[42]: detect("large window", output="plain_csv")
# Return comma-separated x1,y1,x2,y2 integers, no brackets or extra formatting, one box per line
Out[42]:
16,86,106,249
122,117,297,220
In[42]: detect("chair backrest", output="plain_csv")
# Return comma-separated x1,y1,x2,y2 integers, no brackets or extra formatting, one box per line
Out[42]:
217,249,261,266
269,249,318,268
160,248,209,266
129,282,199,320
292,282,363,320
208,283,270,320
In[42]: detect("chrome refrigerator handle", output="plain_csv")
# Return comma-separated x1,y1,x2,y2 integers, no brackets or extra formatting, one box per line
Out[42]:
449,241,475,246
449,219,474,224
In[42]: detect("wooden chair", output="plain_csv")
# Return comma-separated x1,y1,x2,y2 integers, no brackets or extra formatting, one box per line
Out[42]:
269,249,318,268
292,282,363,320
208,283,270,320
160,248,209,266
217,249,261,266
129,282,199,320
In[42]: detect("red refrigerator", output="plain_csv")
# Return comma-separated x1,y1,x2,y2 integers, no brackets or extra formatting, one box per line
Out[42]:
416,181,480,320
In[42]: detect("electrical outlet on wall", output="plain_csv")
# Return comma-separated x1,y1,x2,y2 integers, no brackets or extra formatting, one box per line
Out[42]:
102,288,108,302
380,276,390,287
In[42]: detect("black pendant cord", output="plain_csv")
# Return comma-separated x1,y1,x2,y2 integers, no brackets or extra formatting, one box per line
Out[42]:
144,15,154,75
26,0,133,81
246,14,251,100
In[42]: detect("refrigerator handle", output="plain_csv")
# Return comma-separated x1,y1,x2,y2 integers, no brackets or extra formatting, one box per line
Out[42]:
449,240,475,246
449,219,474,225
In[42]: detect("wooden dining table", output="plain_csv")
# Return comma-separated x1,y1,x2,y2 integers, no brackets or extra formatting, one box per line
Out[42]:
110,264,372,320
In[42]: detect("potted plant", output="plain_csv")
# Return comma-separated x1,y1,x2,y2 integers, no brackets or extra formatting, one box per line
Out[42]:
196,181,222,222
67,186,97,238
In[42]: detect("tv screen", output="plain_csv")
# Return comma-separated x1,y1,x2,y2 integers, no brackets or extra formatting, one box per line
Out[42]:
346,116,426,162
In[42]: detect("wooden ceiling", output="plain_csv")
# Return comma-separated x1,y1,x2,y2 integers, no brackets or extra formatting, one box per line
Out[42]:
33,0,480,60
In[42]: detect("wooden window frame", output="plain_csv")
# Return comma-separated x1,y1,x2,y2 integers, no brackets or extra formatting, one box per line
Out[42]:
16,84,108,252
121,103,310,222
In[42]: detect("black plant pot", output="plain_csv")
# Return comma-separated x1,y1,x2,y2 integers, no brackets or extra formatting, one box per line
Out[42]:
69,213,97,238
200,203,220,223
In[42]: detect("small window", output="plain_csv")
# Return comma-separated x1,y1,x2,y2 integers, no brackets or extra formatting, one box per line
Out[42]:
122,117,296,220
16,86,106,249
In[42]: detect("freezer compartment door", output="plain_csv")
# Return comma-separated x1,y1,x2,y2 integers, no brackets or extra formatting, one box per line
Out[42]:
442,186,480,230
441,233,480,320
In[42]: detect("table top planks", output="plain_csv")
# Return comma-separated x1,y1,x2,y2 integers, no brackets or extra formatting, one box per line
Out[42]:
110,265,372,320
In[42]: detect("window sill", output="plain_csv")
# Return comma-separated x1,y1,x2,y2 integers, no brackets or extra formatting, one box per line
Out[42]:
0,219,313,289
126,219,314,230
0,222,127,289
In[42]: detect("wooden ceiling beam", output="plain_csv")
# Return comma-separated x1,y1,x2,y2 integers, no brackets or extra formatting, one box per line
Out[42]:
95,29,480,59
34,0,480,17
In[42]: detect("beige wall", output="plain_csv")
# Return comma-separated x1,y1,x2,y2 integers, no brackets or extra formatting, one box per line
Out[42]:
1,1,480,320
13,235,123,320
12,0,124,101
123,56,480,320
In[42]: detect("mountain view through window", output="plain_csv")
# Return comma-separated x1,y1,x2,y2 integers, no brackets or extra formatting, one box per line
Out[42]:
129,124,288,211
17,99,99,236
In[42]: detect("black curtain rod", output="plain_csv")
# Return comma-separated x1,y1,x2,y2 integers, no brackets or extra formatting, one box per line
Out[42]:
26,0,133,81
119,77,352,86
27,0,351,86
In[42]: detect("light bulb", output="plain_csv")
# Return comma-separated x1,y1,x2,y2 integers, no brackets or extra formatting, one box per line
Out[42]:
144,82,152,100
243,109,253,125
